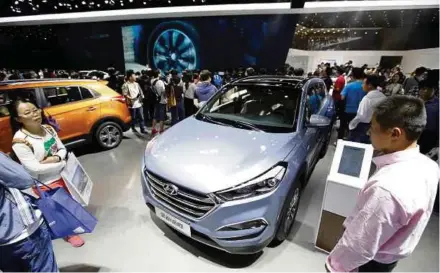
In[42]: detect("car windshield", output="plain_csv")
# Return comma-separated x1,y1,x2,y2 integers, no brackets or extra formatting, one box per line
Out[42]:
196,84,301,133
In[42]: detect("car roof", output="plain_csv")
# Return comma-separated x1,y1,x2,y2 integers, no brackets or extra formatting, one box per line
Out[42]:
0,78,105,90
231,75,311,89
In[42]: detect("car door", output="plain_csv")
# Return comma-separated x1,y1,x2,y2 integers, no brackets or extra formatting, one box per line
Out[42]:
316,82,335,146
0,90,12,153
41,86,101,141
302,82,322,172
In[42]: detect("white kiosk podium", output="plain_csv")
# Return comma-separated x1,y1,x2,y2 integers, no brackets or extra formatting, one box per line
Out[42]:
315,139,374,253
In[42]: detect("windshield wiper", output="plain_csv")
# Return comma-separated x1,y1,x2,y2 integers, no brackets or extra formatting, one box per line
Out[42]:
212,117,263,132
230,119,263,132
200,113,233,128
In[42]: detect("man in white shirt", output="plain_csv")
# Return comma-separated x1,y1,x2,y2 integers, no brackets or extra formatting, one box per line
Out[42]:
122,70,146,134
349,75,386,143
151,69,167,136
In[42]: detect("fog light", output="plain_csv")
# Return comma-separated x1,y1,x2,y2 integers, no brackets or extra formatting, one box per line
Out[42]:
218,219,267,231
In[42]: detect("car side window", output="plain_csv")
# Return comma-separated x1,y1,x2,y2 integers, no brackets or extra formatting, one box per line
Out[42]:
43,86,83,106
307,83,321,115
0,91,10,117
80,87,94,100
7,88,38,104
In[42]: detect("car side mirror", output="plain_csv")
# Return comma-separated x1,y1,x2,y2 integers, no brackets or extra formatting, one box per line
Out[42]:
307,114,331,128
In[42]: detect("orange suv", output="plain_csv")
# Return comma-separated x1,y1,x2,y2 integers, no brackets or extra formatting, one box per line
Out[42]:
0,79,131,153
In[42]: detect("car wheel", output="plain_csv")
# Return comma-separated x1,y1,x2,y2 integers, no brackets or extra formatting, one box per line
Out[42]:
95,121,123,150
270,180,302,246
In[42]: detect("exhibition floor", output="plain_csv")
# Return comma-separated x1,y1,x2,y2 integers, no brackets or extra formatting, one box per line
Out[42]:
54,130,439,272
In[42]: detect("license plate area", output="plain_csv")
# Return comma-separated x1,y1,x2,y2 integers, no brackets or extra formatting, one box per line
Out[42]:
155,207,191,237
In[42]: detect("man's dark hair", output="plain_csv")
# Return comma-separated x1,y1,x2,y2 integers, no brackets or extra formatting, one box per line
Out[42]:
414,66,427,76
246,67,255,76
325,66,332,77
170,69,178,76
351,67,365,80
126,70,135,78
294,68,304,76
152,69,160,78
336,66,344,75
374,96,427,141
365,75,381,88
200,70,212,82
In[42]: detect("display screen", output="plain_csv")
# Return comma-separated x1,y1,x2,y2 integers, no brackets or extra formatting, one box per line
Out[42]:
121,15,296,72
337,146,365,178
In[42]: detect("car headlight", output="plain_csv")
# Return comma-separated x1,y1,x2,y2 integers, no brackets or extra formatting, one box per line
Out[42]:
215,165,286,201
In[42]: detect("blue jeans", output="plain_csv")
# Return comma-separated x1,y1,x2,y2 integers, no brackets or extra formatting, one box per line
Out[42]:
0,222,58,272
170,100,185,125
348,122,371,144
130,107,145,130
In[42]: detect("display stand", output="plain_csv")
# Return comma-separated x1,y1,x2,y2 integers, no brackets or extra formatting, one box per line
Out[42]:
315,140,374,253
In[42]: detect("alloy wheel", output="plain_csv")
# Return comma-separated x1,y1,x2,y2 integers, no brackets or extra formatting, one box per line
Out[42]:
99,125,121,148
152,29,197,72
284,187,300,234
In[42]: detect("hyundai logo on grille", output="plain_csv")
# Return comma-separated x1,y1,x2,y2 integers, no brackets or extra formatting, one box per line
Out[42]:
163,184,179,196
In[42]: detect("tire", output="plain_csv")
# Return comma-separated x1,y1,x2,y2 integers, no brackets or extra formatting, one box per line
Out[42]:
270,179,303,246
146,21,200,72
94,121,123,150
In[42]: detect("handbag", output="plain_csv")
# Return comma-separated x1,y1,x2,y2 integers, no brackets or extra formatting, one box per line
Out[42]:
168,86,177,108
33,180,97,239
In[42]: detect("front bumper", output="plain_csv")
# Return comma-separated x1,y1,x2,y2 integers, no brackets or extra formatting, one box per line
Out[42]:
140,165,292,254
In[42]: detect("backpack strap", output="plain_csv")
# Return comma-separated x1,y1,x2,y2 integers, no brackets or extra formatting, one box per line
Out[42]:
42,124,56,137
12,138,34,153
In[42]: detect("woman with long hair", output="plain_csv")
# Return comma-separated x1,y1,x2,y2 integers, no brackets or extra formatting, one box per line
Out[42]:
9,99,85,247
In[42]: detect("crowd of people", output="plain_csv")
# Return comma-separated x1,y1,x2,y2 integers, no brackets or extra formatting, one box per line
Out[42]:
0,61,438,272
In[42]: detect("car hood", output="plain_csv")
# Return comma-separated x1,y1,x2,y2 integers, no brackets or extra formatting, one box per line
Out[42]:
144,117,296,194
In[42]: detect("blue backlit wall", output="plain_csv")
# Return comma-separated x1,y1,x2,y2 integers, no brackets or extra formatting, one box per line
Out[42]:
122,15,297,72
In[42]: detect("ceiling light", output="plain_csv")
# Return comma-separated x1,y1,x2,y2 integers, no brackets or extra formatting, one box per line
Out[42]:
81,1,86,4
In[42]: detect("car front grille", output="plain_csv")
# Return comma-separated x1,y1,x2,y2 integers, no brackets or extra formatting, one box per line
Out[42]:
145,170,216,219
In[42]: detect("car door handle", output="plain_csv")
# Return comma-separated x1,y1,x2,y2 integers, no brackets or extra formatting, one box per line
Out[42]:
87,106,97,111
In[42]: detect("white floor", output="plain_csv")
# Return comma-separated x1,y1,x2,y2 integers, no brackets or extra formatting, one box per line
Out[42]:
54,131,439,272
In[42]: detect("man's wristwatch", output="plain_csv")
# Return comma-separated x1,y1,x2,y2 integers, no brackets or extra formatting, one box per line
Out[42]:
54,155,62,162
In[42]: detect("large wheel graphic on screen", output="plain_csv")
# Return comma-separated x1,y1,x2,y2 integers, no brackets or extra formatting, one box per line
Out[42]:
148,21,200,72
